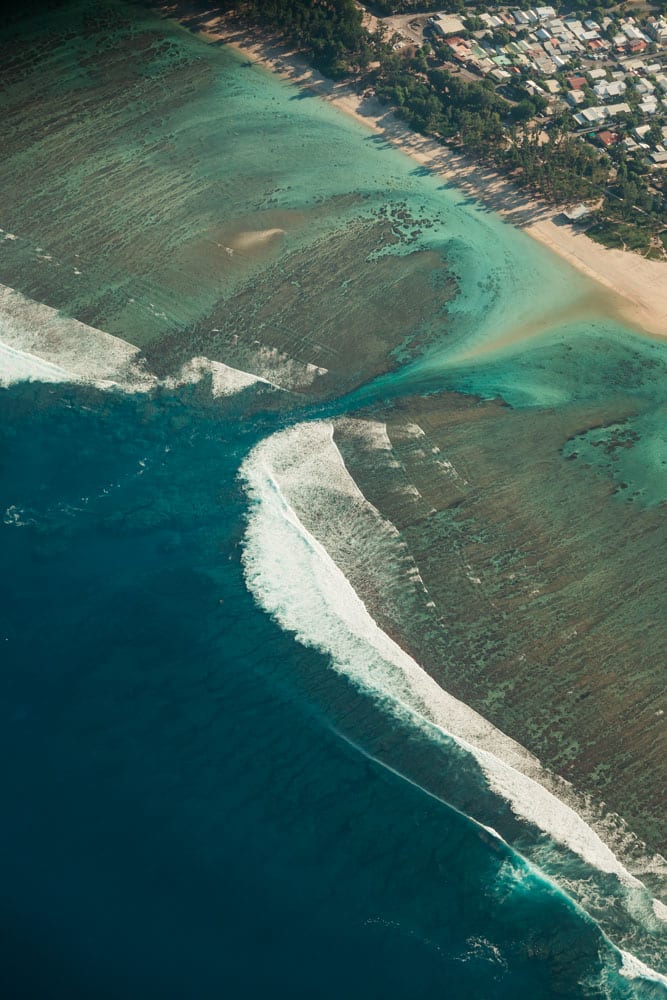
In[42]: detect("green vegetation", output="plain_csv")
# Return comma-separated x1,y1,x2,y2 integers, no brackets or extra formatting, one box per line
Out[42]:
222,0,666,254
218,0,372,77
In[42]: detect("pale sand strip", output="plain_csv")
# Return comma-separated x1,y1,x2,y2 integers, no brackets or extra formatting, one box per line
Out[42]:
160,5,667,340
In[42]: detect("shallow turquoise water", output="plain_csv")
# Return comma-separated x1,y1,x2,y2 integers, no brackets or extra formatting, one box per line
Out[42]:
1,3,666,997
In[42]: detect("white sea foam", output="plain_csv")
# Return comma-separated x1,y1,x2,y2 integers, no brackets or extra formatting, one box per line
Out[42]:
0,339,76,387
405,422,425,437
251,345,327,391
620,950,667,987
164,356,276,397
240,420,655,889
0,283,154,391
336,417,393,452
0,284,291,397
4,505,36,527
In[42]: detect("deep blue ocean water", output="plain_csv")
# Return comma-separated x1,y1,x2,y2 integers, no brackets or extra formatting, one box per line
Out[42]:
1,380,664,999
1,2,666,994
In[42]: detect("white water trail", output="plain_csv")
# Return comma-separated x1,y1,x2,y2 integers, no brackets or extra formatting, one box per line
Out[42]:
0,283,318,396
0,283,155,391
239,421,667,977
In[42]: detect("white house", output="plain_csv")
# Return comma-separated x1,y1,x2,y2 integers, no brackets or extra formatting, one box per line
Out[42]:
594,80,626,100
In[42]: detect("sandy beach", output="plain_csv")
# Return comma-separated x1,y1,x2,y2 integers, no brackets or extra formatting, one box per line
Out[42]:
160,3,667,341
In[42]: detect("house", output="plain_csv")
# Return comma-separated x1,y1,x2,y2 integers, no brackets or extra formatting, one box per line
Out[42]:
621,23,649,43
563,204,591,221
650,150,667,165
573,103,630,127
566,90,586,106
565,19,586,38
587,39,607,54
594,80,626,100
567,75,587,90
646,17,667,44
597,130,618,147
604,102,631,118
445,37,471,61
573,106,606,125
536,6,557,20
490,67,511,82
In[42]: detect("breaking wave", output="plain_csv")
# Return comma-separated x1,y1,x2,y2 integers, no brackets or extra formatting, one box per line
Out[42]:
239,418,667,990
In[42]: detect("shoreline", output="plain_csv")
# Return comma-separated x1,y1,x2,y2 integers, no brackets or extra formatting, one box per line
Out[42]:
161,3,667,341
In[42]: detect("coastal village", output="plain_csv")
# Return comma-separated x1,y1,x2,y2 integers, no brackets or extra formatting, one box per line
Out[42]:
376,5,667,175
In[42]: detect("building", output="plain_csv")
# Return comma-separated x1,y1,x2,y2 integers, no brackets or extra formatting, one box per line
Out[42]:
597,130,618,147
573,103,630,127
646,17,667,44
536,6,557,20
594,80,626,100
563,204,591,221
431,14,466,38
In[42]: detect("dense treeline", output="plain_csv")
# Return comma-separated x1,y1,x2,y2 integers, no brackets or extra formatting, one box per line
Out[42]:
221,0,372,77
222,1,665,252
503,128,609,203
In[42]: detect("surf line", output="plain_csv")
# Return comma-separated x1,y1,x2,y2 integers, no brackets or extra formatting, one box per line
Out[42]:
239,421,667,931
332,726,667,991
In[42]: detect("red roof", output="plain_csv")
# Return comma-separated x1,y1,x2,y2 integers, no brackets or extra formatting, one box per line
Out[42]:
598,130,618,147
567,76,587,90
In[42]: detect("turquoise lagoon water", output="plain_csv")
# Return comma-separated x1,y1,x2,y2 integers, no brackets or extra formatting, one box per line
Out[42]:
1,3,666,997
